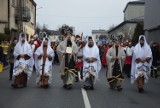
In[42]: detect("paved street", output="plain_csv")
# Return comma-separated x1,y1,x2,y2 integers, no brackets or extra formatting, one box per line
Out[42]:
0,65,160,108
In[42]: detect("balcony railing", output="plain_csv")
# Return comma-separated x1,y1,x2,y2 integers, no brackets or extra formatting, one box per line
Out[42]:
15,6,31,22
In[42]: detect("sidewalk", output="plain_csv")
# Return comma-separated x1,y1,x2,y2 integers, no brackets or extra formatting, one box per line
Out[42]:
1,65,10,72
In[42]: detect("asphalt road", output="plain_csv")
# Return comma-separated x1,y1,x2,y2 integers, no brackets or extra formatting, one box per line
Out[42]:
0,65,160,108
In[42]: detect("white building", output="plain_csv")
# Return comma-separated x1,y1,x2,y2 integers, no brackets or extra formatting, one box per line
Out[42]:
92,30,108,42
144,0,160,43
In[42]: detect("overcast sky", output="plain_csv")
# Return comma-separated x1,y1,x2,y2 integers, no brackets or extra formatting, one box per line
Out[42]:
35,0,136,36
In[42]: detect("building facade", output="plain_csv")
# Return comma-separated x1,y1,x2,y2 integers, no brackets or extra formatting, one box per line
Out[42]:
108,0,145,43
108,21,139,42
23,0,37,40
0,0,36,40
144,0,160,43
0,0,10,33
124,1,145,21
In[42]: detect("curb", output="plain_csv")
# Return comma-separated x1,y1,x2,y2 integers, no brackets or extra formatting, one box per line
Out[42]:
3,65,10,71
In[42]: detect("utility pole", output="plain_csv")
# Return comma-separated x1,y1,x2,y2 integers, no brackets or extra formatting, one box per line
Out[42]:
18,0,23,33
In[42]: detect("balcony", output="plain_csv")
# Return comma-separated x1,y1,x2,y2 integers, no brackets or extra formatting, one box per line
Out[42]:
15,6,31,22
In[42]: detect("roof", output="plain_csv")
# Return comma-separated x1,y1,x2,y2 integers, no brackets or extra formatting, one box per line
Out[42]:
108,20,143,33
30,0,37,6
46,30,61,35
92,30,108,34
123,1,145,13
144,25,160,31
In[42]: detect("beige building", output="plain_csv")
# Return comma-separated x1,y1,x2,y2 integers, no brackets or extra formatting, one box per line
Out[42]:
124,1,145,21
0,0,36,40
0,0,9,33
23,0,36,40
108,1,145,42
108,21,139,41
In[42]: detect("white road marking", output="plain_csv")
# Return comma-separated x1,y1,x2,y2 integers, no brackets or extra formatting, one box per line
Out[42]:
78,72,82,82
81,88,91,108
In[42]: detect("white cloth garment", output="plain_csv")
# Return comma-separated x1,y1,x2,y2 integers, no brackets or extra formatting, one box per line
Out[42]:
124,46,134,56
31,44,35,53
131,35,152,84
13,33,34,78
83,38,101,83
35,38,54,84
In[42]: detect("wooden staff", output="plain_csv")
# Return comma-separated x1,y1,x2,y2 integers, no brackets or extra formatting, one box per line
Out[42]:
42,47,47,86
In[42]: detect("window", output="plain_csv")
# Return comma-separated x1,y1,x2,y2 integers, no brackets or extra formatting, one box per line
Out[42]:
24,0,28,6
12,0,16,7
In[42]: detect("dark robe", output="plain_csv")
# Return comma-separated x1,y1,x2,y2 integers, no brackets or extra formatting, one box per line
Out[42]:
61,41,77,86
40,46,49,87
107,46,125,87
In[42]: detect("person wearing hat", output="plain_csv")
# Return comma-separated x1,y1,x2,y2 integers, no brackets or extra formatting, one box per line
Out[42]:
75,35,83,81
106,35,126,91
33,35,41,51
8,38,18,80
57,25,78,90
131,35,152,93
30,38,36,53
150,42,160,78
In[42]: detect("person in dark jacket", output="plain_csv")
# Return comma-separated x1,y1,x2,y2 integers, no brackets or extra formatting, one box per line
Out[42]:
150,42,160,78
8,38,18,80
0,46,5,65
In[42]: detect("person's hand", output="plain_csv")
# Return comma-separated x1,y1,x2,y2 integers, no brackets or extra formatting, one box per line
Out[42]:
20,54,24,58
136,58,141,63
146,57,151,63
141,58,146,63
40,54,43,57
86,58,91,63
24,54,31,60
91,57,97,62
71,52,75,55
46,54,49,57
17,55,21,60
89,58,93,62
115,56,119,60
63,52,67,55
38,54,43,59
48,55,52,61
112,56,118,60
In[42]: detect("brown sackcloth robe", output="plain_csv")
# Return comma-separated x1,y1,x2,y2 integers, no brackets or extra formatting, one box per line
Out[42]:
40,46,49,87
13,54,31,87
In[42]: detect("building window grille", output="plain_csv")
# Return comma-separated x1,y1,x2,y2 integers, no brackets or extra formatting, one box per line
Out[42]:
12,0,16,7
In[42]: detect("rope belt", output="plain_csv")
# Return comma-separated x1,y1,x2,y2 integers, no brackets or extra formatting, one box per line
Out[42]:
65,67,77,76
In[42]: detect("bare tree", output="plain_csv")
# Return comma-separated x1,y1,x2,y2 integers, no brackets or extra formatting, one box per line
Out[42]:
36,23,42,34
108,24,115,31
42,24,48,31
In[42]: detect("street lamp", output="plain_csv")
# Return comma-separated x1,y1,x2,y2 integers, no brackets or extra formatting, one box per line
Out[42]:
35,7,43,35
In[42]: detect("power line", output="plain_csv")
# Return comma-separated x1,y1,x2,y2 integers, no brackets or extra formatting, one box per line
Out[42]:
37,14,122,19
